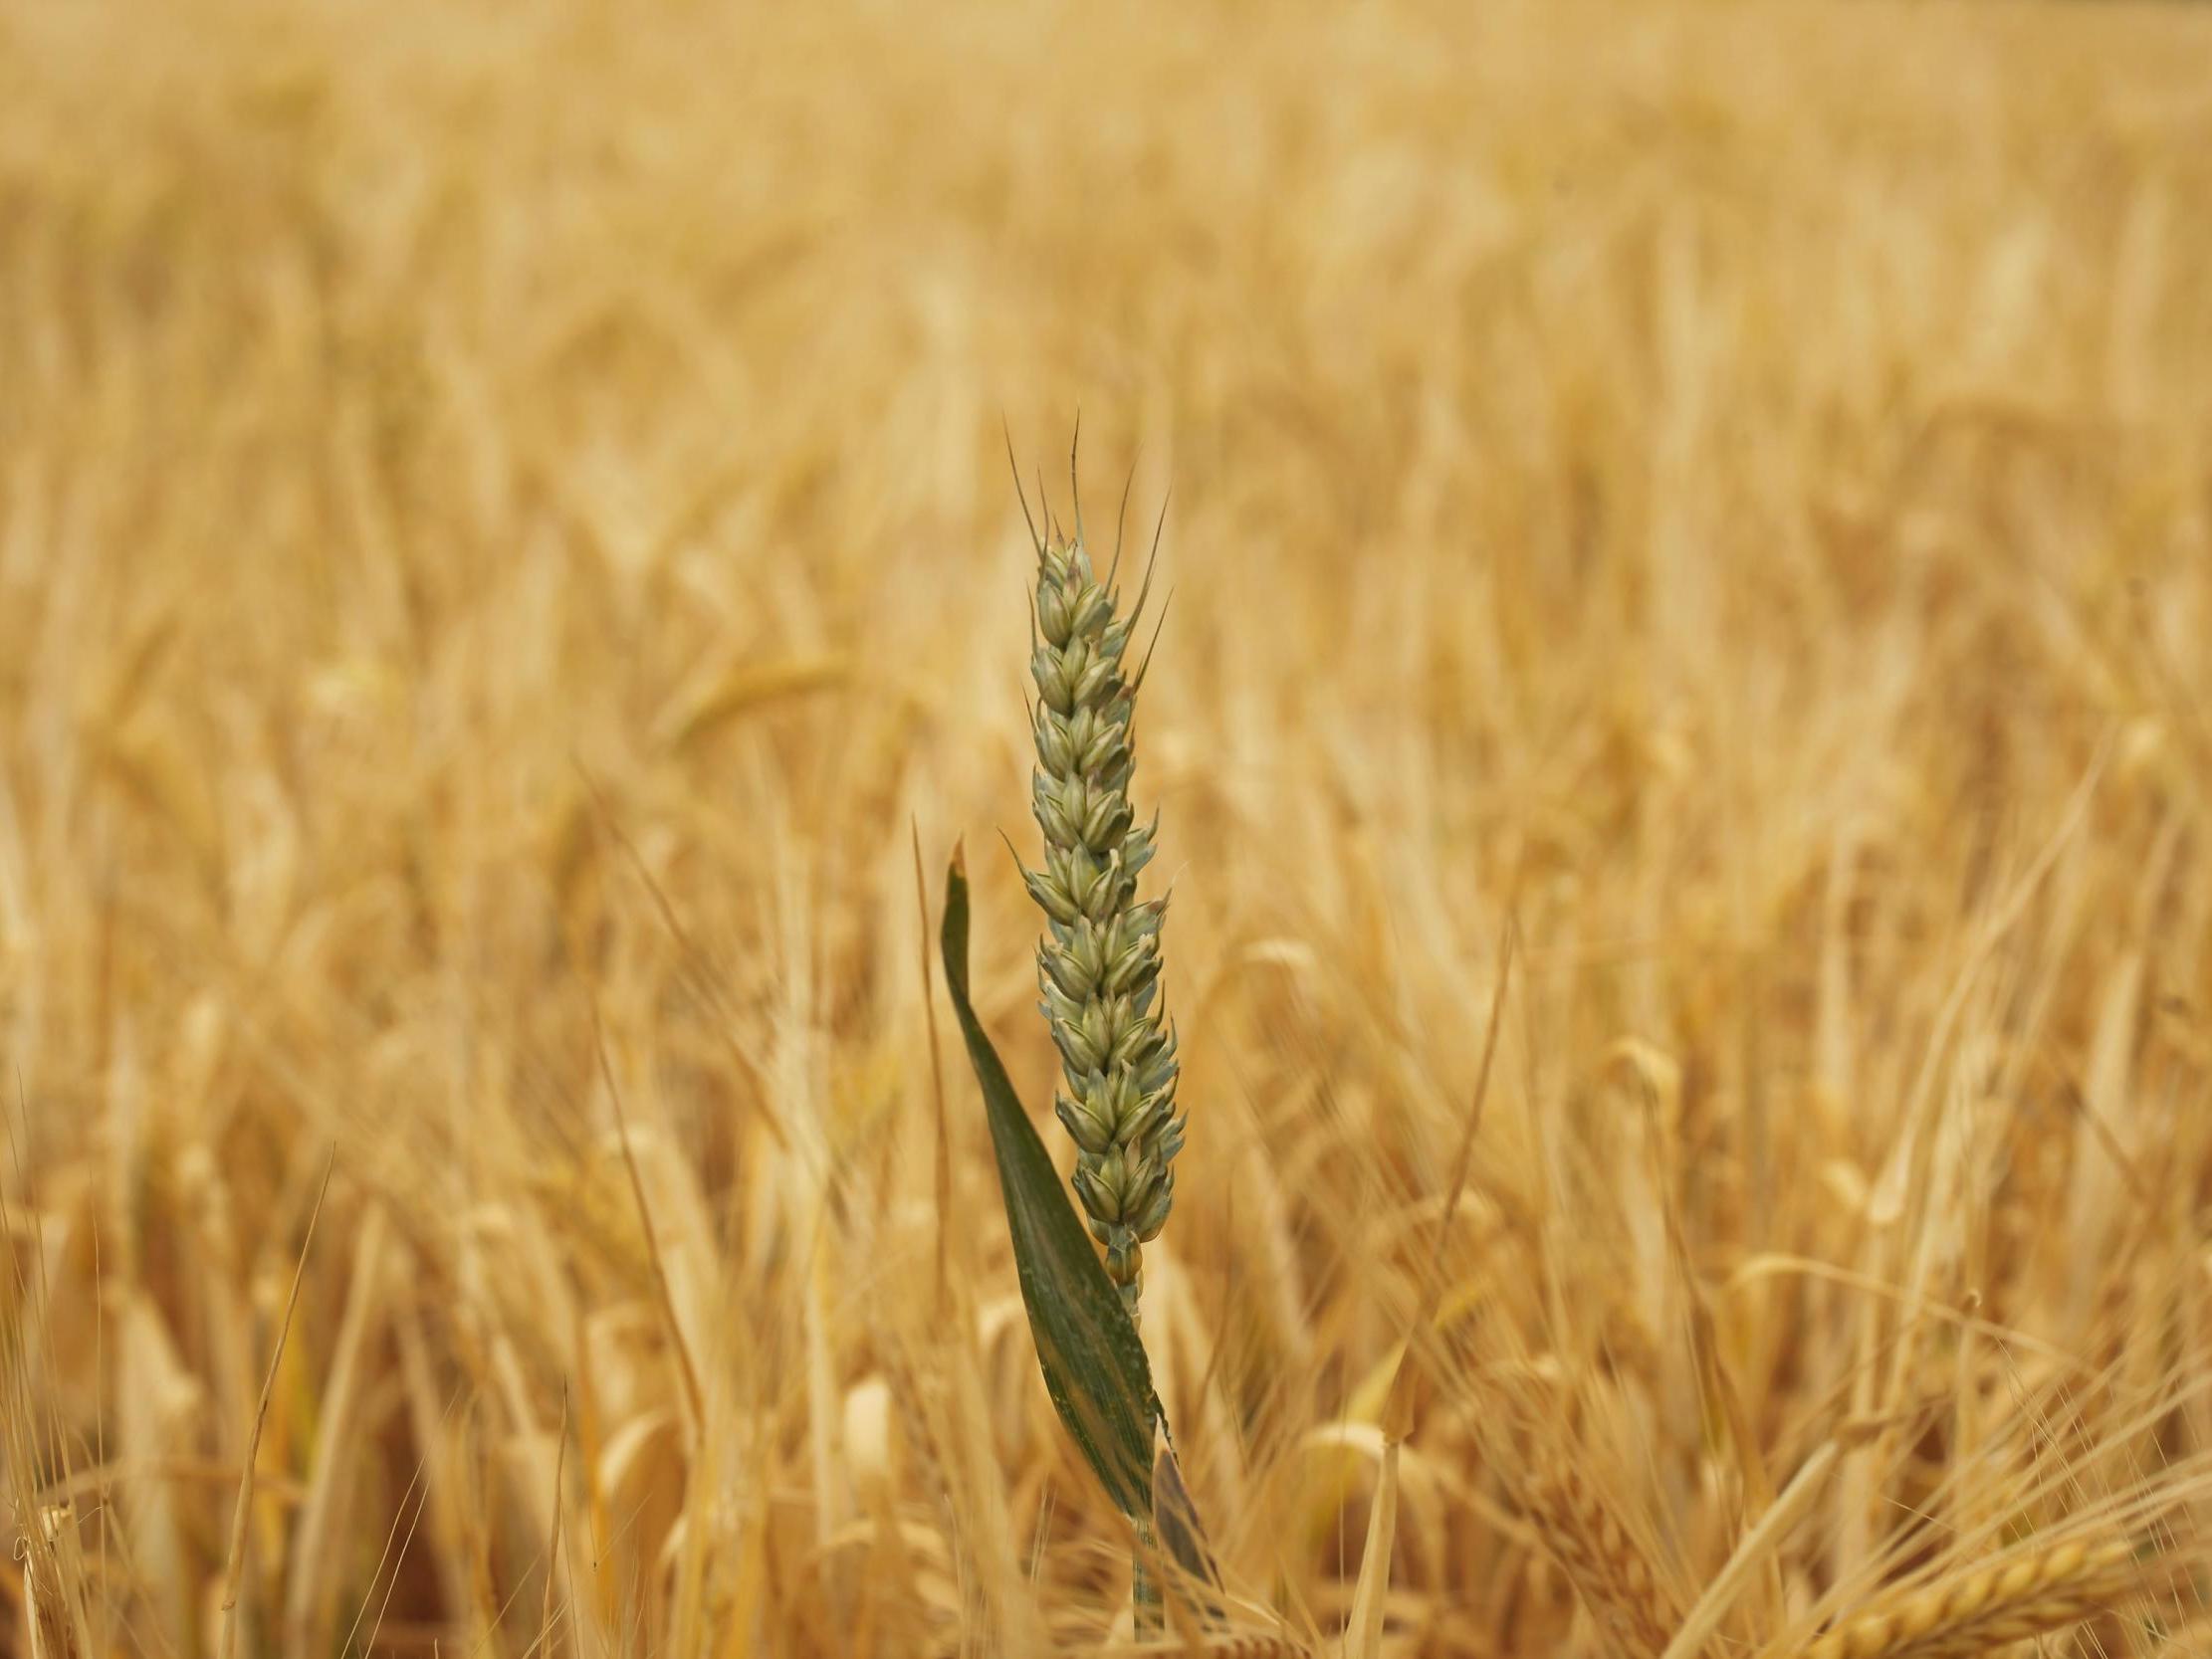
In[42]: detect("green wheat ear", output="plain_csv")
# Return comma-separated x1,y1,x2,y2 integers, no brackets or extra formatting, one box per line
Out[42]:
1015,444,1182,1319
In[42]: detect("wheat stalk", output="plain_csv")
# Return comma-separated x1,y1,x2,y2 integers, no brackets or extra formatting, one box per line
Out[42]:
1794,1539,2137,1659
1015,446,1183,1319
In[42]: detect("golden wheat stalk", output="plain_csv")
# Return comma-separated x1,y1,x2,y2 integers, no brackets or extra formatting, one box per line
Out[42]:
1794,1539,2137,1659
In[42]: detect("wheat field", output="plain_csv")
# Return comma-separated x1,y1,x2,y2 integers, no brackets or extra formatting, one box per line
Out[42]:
4,0,2212,1654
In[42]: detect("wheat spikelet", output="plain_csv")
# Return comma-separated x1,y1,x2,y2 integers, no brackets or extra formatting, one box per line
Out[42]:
1524,1458,1682,1659
1016,455,1183,1315
1797,1539,2137,1659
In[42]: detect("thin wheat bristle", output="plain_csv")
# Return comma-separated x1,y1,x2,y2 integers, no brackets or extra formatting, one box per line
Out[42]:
1524,1459,1683,1659
1798,1539,2138,1659
2150,1612,2212,1657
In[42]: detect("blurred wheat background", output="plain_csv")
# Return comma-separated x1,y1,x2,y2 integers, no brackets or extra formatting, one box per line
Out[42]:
5,0,2212,1654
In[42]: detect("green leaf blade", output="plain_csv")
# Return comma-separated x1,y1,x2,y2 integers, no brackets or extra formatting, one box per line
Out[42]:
940,853,1160,1520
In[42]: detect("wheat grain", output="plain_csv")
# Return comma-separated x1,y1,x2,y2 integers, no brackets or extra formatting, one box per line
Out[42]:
1016,459,1183,1316
1796,1539,2137,1659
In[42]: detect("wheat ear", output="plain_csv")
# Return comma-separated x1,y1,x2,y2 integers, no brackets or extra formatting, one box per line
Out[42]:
1525,1458,1683,1659
1016,461,1182,1318
1796,1538,2137,1659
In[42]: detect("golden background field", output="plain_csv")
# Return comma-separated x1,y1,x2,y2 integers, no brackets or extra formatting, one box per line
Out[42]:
5,0,2212,1653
